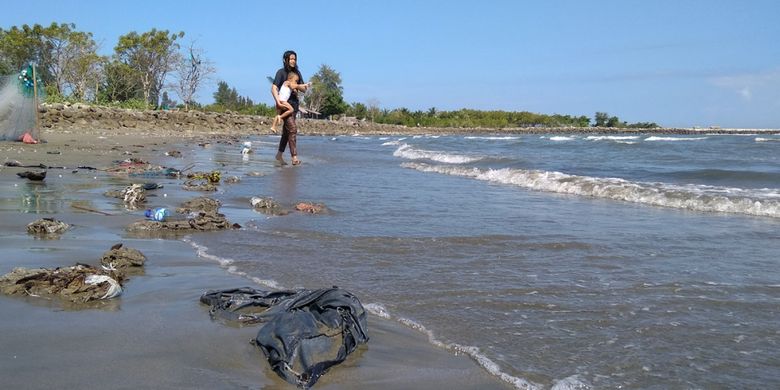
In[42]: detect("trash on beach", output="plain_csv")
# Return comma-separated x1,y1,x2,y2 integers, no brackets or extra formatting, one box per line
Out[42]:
104,184,147,207
200,287,369,388
105,158,181,178
187,170,221,183
100,244,146,274
241,141,253,155
295,202,327,214
127,198,234,232
0,264,123,303
123,184,146,205
16,170,47,181
4,161,47,168
142,182,163,190
145,207,170,222
27,217,69,235
165,150,182,157
176,197,221,214
183,179,217,192
20,132,38,144
250,197,289,216
84,274,122,299
224,175,240,184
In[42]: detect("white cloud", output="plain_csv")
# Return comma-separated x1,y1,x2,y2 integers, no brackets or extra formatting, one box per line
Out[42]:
710,68,780,101
739,87,751,100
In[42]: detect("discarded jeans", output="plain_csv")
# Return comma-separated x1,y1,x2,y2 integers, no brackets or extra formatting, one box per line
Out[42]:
200,287,369,388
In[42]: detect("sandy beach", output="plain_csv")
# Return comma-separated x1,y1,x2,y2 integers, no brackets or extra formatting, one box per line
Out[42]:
0,128,513,389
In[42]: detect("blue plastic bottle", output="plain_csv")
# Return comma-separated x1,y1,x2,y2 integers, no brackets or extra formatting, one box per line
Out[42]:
145,207,170,222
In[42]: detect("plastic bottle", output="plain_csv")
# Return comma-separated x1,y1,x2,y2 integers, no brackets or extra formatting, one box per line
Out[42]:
145,207,170,222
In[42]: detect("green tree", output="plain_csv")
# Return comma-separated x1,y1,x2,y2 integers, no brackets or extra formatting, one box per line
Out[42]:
606,116,621,128
0,24,42,76
594,112,609,127
212,80,254,111
100,60,139,103
213,80,240,108
347,102,368,119
115,29,184,107
0,23,103,100
305,64,348,117
61,28,104,100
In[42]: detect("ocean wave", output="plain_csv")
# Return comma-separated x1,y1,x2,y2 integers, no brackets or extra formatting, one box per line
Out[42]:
381,140,401,146
464,136,521,140
755,137,780,142
401,163,780,218
585,135,641,141
645,136,708,141
546,136,575,141
370,307,542,389
393,144,484,164
182,237,282,289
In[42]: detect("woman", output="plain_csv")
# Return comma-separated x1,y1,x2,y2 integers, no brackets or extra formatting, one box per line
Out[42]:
271,50,309,166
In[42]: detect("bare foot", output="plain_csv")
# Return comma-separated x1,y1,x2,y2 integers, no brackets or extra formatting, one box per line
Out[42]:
270,117,279,133
292,157,301,166
275,152,288,165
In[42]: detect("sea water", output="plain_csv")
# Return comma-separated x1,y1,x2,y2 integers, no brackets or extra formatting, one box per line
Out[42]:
65,133,780,388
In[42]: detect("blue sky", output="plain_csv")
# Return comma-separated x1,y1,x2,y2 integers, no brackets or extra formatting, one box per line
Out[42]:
3,0,779,128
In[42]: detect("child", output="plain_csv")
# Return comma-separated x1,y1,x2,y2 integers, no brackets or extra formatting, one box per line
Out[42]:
271,73,309,133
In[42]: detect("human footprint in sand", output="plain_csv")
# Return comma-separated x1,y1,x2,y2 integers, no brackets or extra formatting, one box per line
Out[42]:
271,50,309,166
270,72,309,134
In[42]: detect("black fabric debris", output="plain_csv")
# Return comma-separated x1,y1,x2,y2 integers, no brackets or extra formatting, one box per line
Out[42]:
200,287,369,388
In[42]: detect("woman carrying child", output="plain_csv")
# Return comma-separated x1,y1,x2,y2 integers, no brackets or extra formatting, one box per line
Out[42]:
271,50,310,166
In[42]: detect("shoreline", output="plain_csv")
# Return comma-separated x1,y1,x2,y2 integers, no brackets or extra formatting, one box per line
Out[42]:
0,130,514,389
36,102,780,138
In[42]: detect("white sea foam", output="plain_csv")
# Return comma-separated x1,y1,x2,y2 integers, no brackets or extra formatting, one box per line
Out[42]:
585,135,640,141
551,375,593,390
548,136,575,141
364,302,541,389
401,163,780,218
381,140,401,146
393,144,483,164
182,237,282,289
364,303,391,318
644,136,708,141
755,137,780,142
396,317,541,389
465,136,520,140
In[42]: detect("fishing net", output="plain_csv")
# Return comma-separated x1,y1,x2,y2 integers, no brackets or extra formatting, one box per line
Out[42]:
0,65,44,141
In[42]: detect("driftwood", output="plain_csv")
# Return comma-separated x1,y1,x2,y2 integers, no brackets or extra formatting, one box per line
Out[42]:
71,204,113,216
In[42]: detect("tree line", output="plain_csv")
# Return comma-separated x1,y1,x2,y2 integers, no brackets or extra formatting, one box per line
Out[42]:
0,22,659,128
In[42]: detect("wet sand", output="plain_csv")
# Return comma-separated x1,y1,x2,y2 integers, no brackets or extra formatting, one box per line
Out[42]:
0,129,512,389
